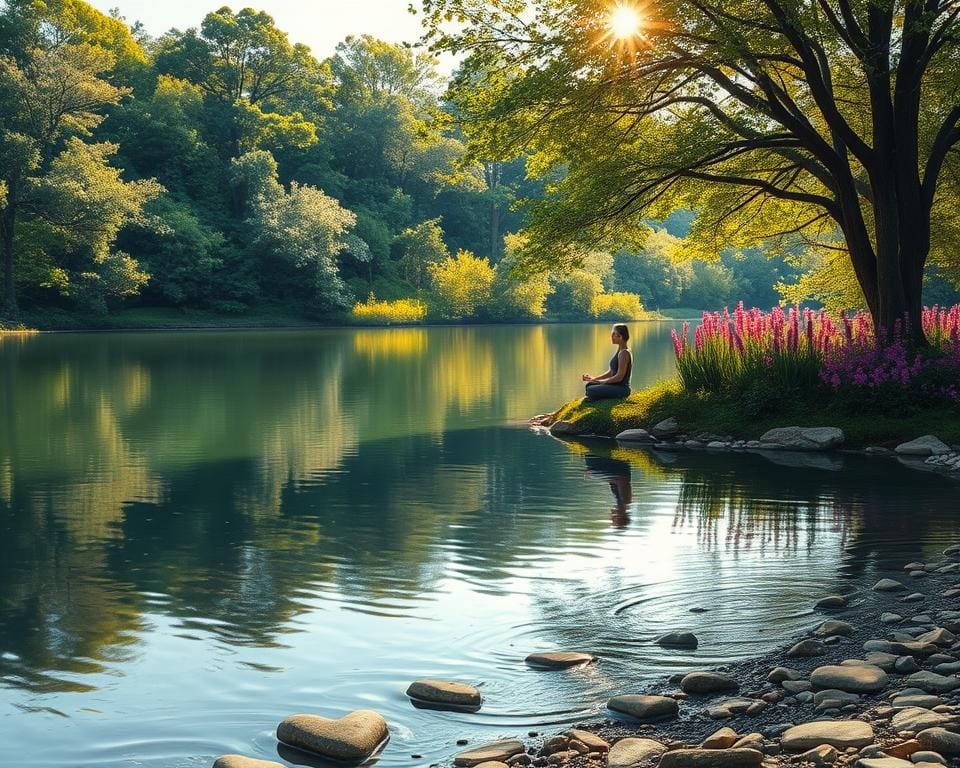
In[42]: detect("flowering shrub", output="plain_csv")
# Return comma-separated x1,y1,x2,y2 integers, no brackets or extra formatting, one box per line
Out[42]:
591,291,646,320
351,295,427,325
671,303,960,414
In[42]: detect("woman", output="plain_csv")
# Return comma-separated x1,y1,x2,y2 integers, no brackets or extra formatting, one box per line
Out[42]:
582,324,632,401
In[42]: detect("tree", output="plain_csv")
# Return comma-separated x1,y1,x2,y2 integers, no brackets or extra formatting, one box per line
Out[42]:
490,234,553,318
423,0,960,343
428,249,495,318
613,229,688,307
0,7,158,317
395,218,450,288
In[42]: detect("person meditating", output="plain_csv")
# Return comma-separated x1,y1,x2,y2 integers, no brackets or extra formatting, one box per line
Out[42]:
582,324,632,401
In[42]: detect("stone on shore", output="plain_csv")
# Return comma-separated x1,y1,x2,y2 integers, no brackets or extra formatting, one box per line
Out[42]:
787,639,827,657
706,698,756,719
810,664,888,693
758,427,845,451
891,707,956,732
658,748,763,768
781,721,875,750
875,579,907,592
652,418,680,438
701,728,738,749
916,628,956,646
917,729,960,755
616,429,656,443
608,738,667,768
567,730,609,753
815,620,856,637
681,671,739,694
607,694,679,721
892,695,944,710
406,680,482,709
276,710,389,763
549,420,578,436
454,741,526,767
213,757,285,768
906,672,960,693
895,436,952,456
856,759,914,768
656,632,699,649
882,613,904,624
799,745,839,765
910,752,946,765
767,667,802,683
884,741,922,759
813,689,860,710
525,651,595,669
816,596,849,610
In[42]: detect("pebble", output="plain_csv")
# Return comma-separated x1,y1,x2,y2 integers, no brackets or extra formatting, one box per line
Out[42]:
781,721,875,750
893,695,945,709
909,752,946,764
606,738,667,768
906,672,960,693
276,710,389,762
767,667,802,683
916,629,956,646
455,741,526,767
798,745,838,765
681,672,739,694
787,640,826,658
525,652,595,669
814,620,856,637
902,594,926,602
875,579,907,592
732,734,763,751
607,694,679,721
896,657,922,673
212,757,284,768
656,632,699,649
707,698,757,718
701,727,738,749
809,665,888,693
782,680,812,693
883,613,905,624
566,730,609,753
884,741,922,759
658,748,763,768
891,707,956,732
813,689,860,710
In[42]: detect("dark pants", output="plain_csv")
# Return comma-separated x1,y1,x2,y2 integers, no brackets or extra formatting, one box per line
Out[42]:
585,383,630,401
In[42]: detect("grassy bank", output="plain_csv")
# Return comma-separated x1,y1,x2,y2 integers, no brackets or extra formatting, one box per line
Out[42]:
551,379,960,446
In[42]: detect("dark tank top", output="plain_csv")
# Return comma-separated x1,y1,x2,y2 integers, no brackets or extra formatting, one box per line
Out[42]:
610,349,632,387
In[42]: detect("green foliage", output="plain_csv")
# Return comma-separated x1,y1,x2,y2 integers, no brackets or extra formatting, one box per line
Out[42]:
428,249,495,319
489,239,552,319
395,218,450,288
549,269,603,317
591,291,645,320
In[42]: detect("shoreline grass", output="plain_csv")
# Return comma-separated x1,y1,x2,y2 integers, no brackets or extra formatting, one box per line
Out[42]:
551,379,960,447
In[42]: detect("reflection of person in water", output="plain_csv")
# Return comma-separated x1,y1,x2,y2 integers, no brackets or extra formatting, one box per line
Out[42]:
584,454,632,528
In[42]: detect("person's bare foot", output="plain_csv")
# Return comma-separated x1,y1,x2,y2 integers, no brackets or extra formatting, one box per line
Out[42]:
529,412,556,427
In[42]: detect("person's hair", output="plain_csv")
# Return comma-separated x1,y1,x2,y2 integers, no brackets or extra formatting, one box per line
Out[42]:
613,323,630,342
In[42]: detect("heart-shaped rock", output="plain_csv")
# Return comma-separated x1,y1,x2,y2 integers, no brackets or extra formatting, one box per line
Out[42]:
277,710,389,763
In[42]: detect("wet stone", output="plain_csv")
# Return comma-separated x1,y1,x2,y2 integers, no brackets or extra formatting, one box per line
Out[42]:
767,667,802,683
816,596,849,610
525,652,595,669
909,752,946,764
607,694,679,721
896,657,922,674
875,579,907,592
781,721,875,751
787,640,827,658
656,632,699,649
455,741,527,767
917,728,960,755
702,728,739,749
891,707,956,732
213,757,285,768
798,745,838,765
681,672,739,694
567,730,609,753
406,680,482,709
906,672,960,693
658,748,763,768
893,696,944,710
607,738,667,768
811,664,888,693
276,710,389,763
815,621,856,637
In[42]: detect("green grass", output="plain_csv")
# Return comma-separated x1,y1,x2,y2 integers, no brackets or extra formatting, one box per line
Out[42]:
552,379,960,447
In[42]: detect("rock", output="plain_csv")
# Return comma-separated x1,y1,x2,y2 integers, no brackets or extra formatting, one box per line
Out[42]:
549,420,579,436
810,665,887,692
476,763,510,768
933,662,960,674
542,736,570,755
652,418,680,438
815,620,856,637
276,710,389,763
706,698,756,719
681,672,739,694
525,652,595,669
882,613,904,624
798,745,839,765
814,690,861,710
213,758,285,768
782,680,812,693
406,680,482,709
608,739,668,768
816,596,849,610
758,427,845,451
787,639,827,658
906,672,960,693
607,695,680,721
917,729,960,755
895,436,952,456
616,429,656,443
767,667,802,684
863,640,936,657
567,730,609,753
864,652,900,671
732,735,763,751
856,759,914,768
884,741,922,759
658,748,763,768
893,696,944,710
875,579,907,592
455,742,527,767
902,594,925,602
896,657,922,674
656,632,699,649
781,721,875,751
909,753,945,764
916,629,956,646
891,708,956,732
702,728,739,749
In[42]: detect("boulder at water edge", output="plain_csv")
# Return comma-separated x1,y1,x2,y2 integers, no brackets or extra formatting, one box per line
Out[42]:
607,738,667,768
680,671,739,694
656,631,699,649
616,429,657,443
895,436,952,456
454,740,525,766
758,427,845,451
607,694,679,720
406,680,482,710
213,757,285,768
276,710,389,762
525,651,595,669
780,720,875,750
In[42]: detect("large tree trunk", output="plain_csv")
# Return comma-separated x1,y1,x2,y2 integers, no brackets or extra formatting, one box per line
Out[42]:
0,199,17,321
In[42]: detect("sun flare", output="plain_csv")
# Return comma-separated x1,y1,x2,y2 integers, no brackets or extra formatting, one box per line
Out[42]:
607,3,643,39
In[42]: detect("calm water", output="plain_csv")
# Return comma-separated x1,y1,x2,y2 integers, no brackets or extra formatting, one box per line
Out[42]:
1,324,958,768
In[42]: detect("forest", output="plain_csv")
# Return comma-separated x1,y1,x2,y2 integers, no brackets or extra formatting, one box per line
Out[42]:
1,0,957,328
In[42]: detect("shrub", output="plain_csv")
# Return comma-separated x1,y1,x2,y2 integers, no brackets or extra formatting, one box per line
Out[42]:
591,291,646,320
351,294,427,325
428,250,495,319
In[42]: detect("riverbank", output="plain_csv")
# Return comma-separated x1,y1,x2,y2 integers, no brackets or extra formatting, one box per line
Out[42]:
448,548,960,768
542,381,960,448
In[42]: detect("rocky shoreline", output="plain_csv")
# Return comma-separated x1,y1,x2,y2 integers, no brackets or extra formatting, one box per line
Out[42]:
439,546,960,768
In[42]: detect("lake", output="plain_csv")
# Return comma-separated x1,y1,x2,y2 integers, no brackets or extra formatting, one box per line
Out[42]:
0,323,957,767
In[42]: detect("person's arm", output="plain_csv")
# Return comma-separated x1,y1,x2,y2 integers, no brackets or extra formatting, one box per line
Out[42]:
605,350,631,384
582,367,612,382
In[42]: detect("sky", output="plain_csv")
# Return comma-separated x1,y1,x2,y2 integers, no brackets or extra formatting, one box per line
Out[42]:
87,0,432,61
